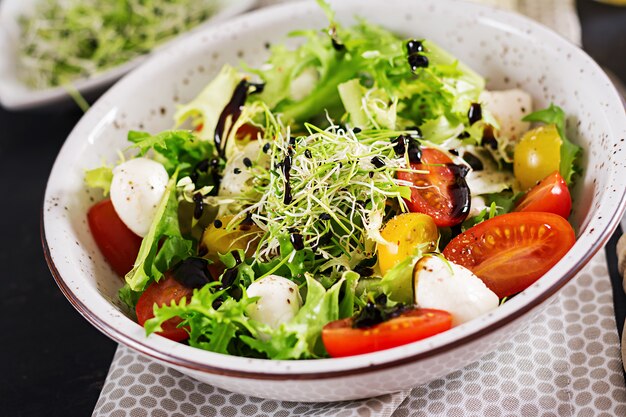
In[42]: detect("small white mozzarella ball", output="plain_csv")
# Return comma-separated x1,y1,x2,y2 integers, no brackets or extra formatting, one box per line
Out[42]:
246,275,302,330
110,158,169,237
479,89,533,142
219,140,267,197
414,256,499,326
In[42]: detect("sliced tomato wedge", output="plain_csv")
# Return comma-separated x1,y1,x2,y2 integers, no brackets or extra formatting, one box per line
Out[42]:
396,148,470,227
322,308,452,358
514,171,572,218
87,199,142,276
443,212,575,298
135,274,193,342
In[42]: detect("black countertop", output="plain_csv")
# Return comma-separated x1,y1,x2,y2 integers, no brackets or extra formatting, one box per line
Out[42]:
1,1,625,416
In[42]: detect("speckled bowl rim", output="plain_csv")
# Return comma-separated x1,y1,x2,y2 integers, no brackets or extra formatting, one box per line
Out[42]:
42,0,626,380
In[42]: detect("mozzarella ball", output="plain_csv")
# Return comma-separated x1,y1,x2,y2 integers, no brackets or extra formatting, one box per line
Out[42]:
246,275,302,330
414,256,499,326
110,158,169,237
479,89,533,142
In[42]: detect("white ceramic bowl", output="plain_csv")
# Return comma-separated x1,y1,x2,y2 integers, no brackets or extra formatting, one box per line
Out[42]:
42,0,626,402
0,0,256,110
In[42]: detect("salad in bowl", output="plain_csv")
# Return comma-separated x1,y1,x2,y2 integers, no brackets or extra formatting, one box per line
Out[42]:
83,1,581,360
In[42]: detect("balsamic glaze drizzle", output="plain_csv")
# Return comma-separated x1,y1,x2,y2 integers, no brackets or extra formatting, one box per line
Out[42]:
462,152,484,171
171,257,212,289
282,153,293,205
214,80,249,158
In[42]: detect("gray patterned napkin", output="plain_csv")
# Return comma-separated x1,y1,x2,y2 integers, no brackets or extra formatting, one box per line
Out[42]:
94,251,626,417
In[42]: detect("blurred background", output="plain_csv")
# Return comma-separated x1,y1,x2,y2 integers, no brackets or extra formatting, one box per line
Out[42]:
0,0,624,416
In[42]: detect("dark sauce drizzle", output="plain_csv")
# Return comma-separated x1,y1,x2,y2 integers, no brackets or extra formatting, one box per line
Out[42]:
282,152,293,205
218,250,245,302
214,80,264,158
444,163,471,221
462,152,483,171
192,192,204,219
171,257,212,289
352,295,414,329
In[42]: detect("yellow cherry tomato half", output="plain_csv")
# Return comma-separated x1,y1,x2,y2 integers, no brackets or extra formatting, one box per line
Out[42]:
377,213,438,275
200,215,262,264
514,124,562,190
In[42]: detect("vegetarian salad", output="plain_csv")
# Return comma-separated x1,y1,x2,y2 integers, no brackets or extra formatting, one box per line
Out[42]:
85,2,581,359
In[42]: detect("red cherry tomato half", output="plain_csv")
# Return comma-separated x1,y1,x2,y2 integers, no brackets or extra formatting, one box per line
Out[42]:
322,308,452,358
396,148,470,227
443,212,575,298
136,275,193,342
236,123,263,140
87,199,142,276
514,171,572,218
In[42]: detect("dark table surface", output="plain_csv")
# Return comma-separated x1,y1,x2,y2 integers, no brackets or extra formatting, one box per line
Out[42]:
1,1,625,416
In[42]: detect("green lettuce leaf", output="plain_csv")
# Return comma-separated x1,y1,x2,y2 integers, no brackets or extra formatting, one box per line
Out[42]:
145,282,258,355
128,130,215,176
379,243,430,304
522,104,581,184
125,169,194,291
84,166,113,195
118,282,142,311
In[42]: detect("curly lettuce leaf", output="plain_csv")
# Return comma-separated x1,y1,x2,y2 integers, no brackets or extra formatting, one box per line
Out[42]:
145,282,258,354
128,130,215,176
84,166,113,195
125,169,194,291
522,104,581,184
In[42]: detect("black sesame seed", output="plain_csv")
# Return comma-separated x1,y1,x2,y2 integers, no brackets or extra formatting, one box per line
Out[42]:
290,233,304,250
406,39,424,55
234,167,241,174
408,54,429,71
243,157,252,168
320,213,331,221
352,127,362,134
369,171,374,178
304,149,312,159
262,143,271,153
468,103,482,125
371,156,385,168
213,219,223,228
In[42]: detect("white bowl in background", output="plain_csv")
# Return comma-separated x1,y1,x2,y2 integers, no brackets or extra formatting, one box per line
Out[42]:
0,0,256,110
42,0,626,402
